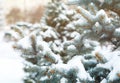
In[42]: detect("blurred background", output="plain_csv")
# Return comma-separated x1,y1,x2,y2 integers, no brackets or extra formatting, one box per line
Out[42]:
1,0,49,29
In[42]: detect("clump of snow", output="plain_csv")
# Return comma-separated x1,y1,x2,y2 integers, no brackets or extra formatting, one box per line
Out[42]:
92,22,103,34
96,9,110,24
113,28,120,38
67,45,78,56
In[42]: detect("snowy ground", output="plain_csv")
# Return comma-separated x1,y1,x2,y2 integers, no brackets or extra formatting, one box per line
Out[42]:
0,31,25,83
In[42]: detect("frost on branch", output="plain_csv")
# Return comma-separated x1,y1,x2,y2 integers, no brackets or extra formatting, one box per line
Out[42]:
4,0,120,83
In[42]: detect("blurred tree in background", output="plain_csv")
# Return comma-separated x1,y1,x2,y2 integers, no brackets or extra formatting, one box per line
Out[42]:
6,7,24,24
6,5,45,24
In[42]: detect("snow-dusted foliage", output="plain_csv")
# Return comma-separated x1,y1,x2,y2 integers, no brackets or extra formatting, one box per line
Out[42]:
4,0,120,83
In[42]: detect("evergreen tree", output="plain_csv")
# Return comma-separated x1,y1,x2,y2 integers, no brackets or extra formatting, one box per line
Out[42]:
4,0,120,83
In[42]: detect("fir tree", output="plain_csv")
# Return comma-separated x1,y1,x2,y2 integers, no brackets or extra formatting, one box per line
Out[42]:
4,0,120,83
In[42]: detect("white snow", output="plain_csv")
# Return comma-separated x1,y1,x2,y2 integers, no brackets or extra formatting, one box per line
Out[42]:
93,46,120,81
113,28,120,37
100,78,107,83
68,0,80,5
40,27,58,39
77,6,95,23
52,56,93,81
66,45,78,56
70,32,80,38
58,14,69,21
92,22,103,34
96,9,110,24
37,41,62,63
68,56,93,81
66,23,75,30
0,31,25,83
17,36,31,49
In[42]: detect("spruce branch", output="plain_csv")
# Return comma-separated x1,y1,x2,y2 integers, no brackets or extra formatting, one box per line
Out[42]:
76,6,95,24
95,52,107,63
30,34,37,55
